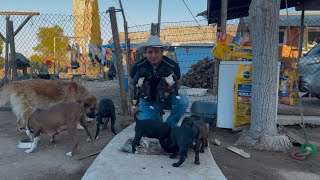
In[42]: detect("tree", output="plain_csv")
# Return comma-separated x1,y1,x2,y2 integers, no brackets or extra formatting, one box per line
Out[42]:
236,0,292,151
28,54,43,64
90,0,102,46
33,25,69,62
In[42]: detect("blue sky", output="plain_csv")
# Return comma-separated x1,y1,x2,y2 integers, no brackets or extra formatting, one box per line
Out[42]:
0,0,207,25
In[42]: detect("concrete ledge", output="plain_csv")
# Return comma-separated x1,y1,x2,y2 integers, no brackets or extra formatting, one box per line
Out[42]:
277,115,320,125
82,123,226,180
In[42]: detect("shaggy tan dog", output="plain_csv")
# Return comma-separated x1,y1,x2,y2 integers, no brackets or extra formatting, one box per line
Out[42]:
0,79,97,130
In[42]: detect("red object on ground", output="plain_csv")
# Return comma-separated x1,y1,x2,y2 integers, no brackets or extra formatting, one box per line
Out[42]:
290,150,306,161
45,59,52,65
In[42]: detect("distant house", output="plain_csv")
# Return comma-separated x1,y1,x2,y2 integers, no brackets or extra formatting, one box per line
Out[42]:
116,25,240,74
276,12,320,69
169,45,214,74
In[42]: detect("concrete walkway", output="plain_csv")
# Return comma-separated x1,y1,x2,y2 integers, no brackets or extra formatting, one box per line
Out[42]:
82,123,226,180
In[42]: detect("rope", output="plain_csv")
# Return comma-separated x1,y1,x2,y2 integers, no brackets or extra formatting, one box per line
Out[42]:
284,0,313,160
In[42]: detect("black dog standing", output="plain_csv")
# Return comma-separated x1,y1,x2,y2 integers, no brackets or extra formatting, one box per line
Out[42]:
162,117,199,167
95,98,116,140
132,111,171,154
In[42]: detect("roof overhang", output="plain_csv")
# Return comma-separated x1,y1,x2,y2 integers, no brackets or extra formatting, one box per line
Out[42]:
201,0,320,24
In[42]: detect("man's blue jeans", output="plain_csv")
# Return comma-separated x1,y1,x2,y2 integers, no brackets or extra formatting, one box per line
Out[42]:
138,94,189,128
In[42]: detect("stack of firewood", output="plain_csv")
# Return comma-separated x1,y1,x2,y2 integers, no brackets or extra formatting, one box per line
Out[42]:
181,58,215,89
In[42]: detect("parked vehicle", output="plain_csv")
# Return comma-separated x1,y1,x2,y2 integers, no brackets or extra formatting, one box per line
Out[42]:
297,44,320,98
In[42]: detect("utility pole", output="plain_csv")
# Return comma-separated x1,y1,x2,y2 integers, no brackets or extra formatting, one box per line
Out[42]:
118,0,132,114
213,0,228,95
108,7,128,115
221,0,228,33
157,0,162,36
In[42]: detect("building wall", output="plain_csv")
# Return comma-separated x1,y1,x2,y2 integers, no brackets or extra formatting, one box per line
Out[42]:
174,46,214,74
278,27,300,70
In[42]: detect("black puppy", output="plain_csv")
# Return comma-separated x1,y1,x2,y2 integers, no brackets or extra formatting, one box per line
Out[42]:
189,115,209,153
95,98,116,140
165,117,199,167
132,67,152,108
132,111,171,154
156,66,180,103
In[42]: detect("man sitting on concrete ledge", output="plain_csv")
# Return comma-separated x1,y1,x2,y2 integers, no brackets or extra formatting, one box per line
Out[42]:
129,35,189,128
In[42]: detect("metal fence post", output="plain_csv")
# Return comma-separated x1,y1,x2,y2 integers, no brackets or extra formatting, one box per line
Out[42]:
108,7,128,115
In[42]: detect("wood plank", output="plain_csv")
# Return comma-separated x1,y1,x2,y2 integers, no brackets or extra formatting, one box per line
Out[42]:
0,12,40,16
227,146,250,158
282,127,320,148
77,151,101,160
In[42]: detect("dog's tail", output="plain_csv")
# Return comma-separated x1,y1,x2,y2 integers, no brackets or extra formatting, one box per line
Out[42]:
133,110,142,122
0,84,11,107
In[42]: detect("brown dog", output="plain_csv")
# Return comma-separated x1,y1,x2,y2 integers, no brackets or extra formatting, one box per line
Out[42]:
191,115,210,153
0,79,97,130
180,115,209,165
25,102,93,156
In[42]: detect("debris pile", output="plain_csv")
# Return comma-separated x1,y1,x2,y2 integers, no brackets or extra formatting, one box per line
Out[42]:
181,58,215,88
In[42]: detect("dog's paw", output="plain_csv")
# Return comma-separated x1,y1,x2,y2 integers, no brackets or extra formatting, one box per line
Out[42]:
87,137,92,142
95,136,99,140
25,149,33,153
77,124,84,130
149,106,154,109
66,152,73,156
172,163,180,167
194,161,200,165
176,96,181,99
50,139,55,143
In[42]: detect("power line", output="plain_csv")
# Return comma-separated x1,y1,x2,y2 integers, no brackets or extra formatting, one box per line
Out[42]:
181,0,202,27
112,0,137,27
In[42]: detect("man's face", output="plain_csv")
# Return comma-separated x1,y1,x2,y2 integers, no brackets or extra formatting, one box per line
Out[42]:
146,47,163,67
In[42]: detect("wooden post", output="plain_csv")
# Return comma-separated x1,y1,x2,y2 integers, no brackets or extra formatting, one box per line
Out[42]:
213,0,228,95
4,16,10,84
0,12,39,82
109,7,128,115
221,0,228,33
151,23,158,36
118,0,133,114
8,20,18,80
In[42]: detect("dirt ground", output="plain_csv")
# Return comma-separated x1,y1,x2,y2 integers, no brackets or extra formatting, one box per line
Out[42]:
0,110,133,180
1,109,320,180
1,81,320,180
210,125,320,180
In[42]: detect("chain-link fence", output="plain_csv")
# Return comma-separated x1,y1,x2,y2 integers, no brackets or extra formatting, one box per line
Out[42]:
276,11,320,121
0,12,118,87
126,20,217,112
0,8,319,118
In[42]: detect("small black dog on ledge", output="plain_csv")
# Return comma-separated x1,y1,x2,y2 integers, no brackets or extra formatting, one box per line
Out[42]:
132,111,171,154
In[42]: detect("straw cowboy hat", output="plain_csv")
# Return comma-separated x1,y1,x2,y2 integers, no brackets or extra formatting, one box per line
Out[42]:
137,35,171,53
